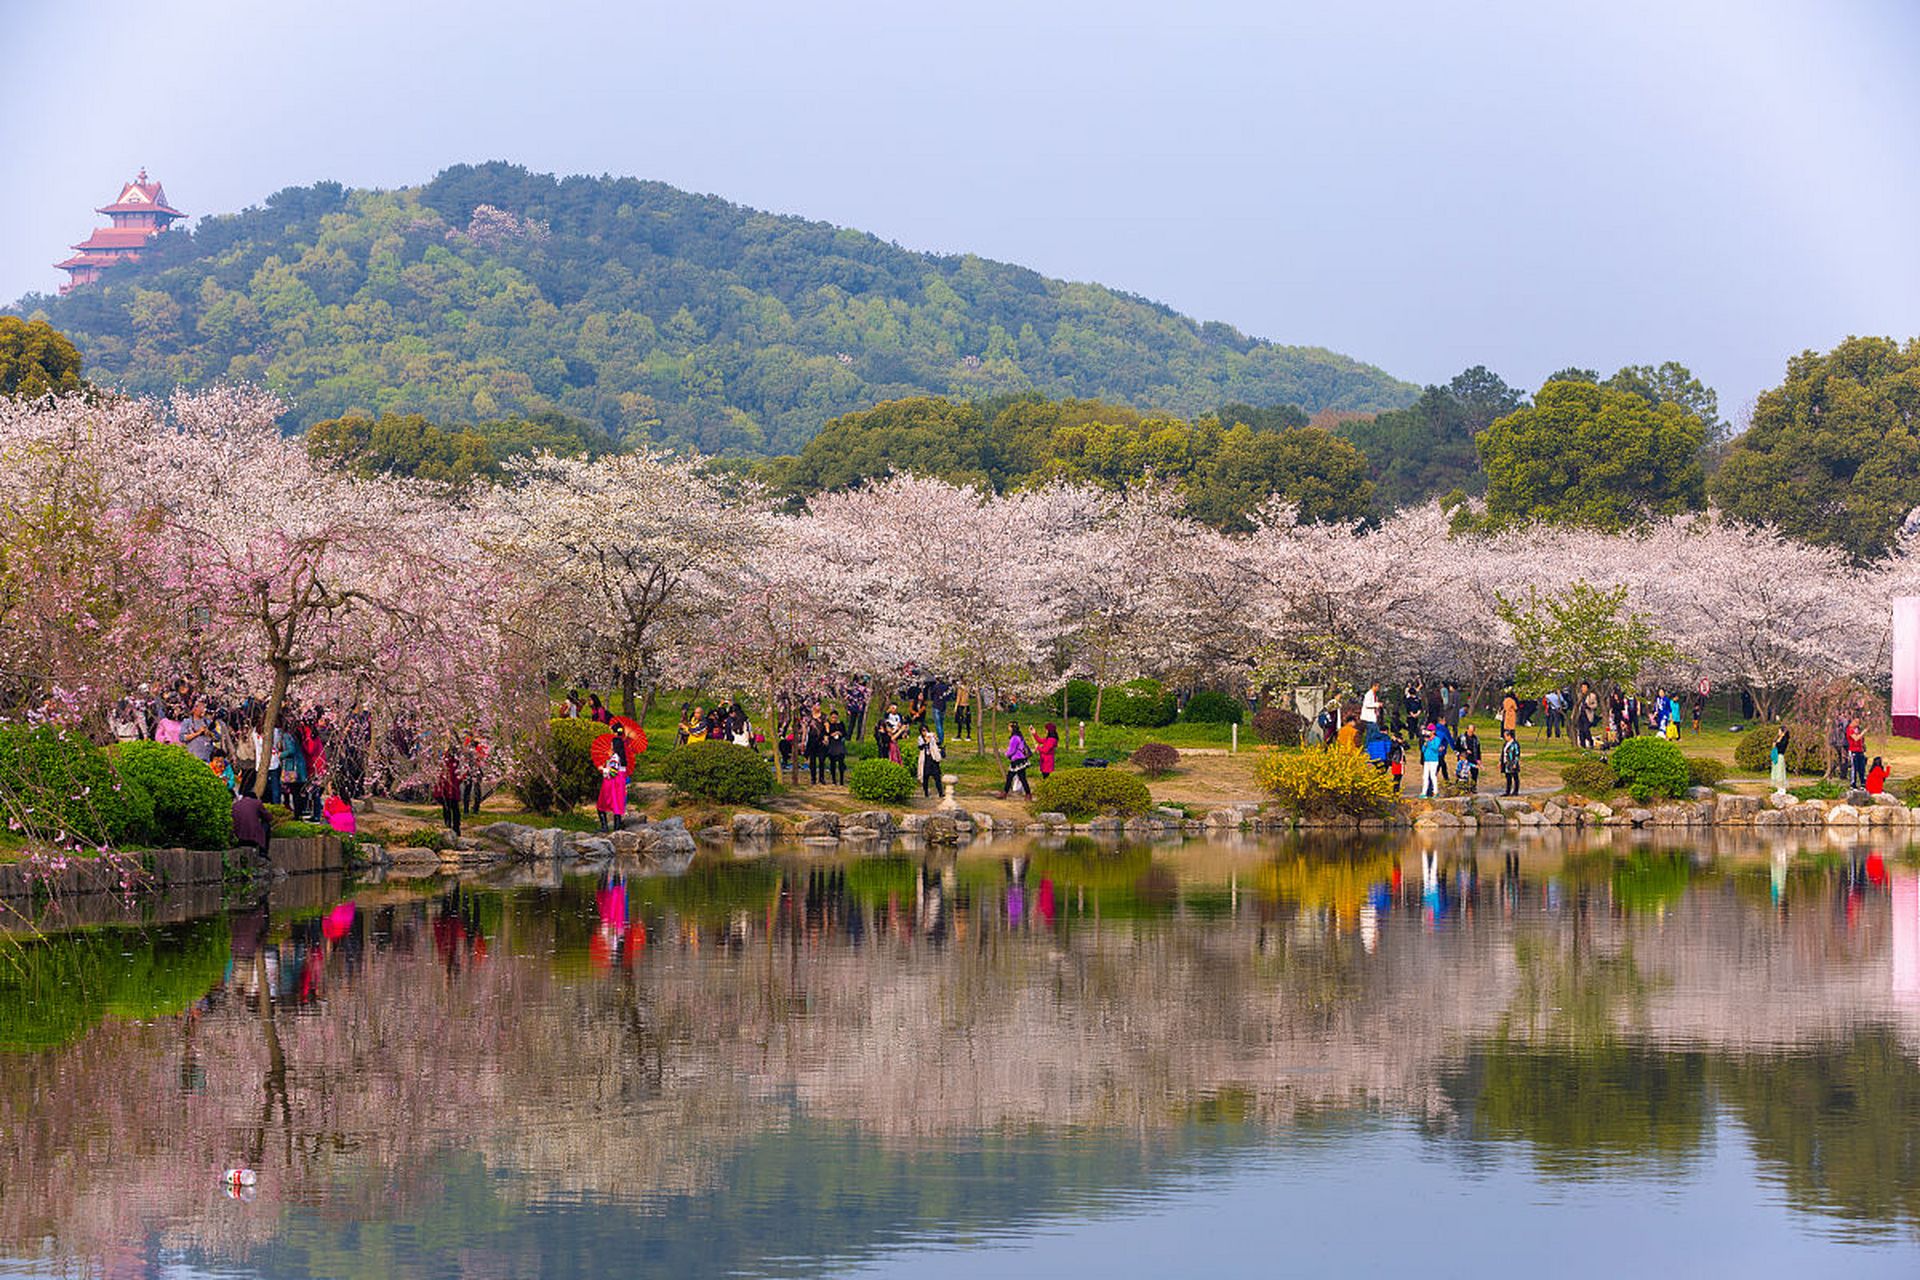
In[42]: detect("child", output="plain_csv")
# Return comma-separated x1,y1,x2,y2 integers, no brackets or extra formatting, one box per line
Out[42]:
1500,729,1521,797
1388,739,1406,794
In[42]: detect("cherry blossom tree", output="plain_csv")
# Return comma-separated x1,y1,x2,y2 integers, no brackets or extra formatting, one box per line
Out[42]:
483,450,765,719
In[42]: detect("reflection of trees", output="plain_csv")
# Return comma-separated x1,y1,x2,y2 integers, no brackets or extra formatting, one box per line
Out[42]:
0,917,229,1050
1712,1030,1920,1231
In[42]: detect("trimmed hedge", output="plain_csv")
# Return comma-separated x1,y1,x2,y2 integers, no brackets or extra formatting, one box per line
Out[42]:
847,758,915,803
0,725,154,848
1180,690,1244,725
515,718,608,812
1130,742,1180,778
1685,756,1729,788
1061,679,1096,718
1251,704,1307,746
662,740,774,803
1560,759,1618,796
1256,746,1399,818
111,741,234,850
1031,768,1153,820
1609,736,1690,802
1732,724,1825,775
1101,678,1178,728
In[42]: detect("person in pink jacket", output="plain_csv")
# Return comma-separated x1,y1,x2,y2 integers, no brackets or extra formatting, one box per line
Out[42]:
1037,722,1060,778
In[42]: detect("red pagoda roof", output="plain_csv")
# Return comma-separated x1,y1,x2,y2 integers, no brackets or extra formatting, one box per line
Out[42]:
72,227,157,251
55,252,122,269
95,170,183,218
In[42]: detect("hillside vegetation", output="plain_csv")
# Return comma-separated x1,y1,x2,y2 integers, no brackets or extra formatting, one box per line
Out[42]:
13,163,1416,454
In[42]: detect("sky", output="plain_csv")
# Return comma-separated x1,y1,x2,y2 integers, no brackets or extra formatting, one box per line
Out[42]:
4,0,1917,420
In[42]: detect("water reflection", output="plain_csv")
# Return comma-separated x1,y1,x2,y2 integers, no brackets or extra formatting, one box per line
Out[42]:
3,831,1919,1276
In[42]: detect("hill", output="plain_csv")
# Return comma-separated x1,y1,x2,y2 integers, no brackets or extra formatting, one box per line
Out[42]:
11,163,1415,453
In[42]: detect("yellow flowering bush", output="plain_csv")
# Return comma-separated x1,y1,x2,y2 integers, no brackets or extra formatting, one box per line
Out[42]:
1255,745,1399,818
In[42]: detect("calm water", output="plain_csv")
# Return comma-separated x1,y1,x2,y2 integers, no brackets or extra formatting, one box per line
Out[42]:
4,830,1920,1278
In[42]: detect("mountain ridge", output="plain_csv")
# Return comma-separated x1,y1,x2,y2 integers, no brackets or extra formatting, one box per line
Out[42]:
12,162,1417,453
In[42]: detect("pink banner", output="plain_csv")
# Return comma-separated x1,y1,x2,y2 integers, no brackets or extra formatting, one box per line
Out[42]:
1895,598,1920,739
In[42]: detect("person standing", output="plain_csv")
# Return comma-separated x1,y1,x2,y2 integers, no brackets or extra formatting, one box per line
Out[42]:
928,676,952,744
1500,687,1519,737
953,681,973,742
434,735,464,837
998,723,1033,798
1770,722,1791,791
1420,724,1445,798
825,711,848,786
1846,717,1867,789
845,678,869,742
883,703,905,764
597,721,631,832
916,726,945,797
804,706,828,785
1037,722,1060,778
1360,683,1381,727
1500,729,1521,797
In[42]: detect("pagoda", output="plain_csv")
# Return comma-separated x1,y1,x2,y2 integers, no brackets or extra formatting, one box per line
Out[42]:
55,170,185,294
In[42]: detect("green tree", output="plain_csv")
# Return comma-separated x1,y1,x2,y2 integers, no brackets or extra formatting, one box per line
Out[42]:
1605,361,1726,444
1476,380,1706,529
1341,365,1524,508
0,317,83,399
1710,336,1920,561
1495,581,1679,697
1182,423,1373,530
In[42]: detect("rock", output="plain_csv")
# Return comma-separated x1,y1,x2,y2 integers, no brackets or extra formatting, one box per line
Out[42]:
1540,801,1569,826
1847,789,1874,808
477,821,536,852
1766,791,1795,810
696,825,730,843
1626,808,1653,827
1717,794,1760,822
897,813,929,834
1437,797,1472,815
1153,806,1185,822
1515,810,1546,827
386,845,441,867
847,810,895,834
1754,807,1786,827
357,841,390,867
1040,811,1073,827
1825,803,1861,825
924,814,960,844
1088,816,1125,834
1584,802,1614,823
571,836,615,860
1873,794,1906,808
795,812,840,838
639,817,696,858
732,812,776,841
1495,798,1533,816
1687,786,1718,804
1204,808,1238,828
1786,802,1825,826
1123,816,1153,835
532,828,569,859
1414,809,1460,827
608,829,642,856
1470,796,1504,819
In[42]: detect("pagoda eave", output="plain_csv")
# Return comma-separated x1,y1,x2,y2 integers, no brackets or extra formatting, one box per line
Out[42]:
95,202,184,218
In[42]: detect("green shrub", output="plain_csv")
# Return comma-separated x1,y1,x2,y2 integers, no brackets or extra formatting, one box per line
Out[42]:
1685,756,1729,788
264,803,295,825
0,725,154,848
1061,679,1096,718
847,758,915,803
1180,690,1244,725
1733,723,1825,775
1031,767,1153,820
1255,746,1399,818
1608,736,1690,802
1899,776,1920,808
1560,759,1619,796
1130,742,1180,778
271,819,332,839
662,740,773,803
513,717,608,812
1251,704,1307,746
1101,678,1178,728
111,741,234,849
393,825,449,852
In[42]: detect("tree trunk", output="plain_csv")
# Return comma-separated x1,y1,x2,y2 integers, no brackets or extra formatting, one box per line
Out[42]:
620,667,638,720
253,657,292,800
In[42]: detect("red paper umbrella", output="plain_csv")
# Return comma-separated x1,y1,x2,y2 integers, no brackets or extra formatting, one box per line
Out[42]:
591,717,649,768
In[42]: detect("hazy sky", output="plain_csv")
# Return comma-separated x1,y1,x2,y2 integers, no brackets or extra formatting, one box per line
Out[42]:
5,0,1917,418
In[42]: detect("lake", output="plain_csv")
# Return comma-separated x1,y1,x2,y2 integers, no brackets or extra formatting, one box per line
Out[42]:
3,829,1919,1278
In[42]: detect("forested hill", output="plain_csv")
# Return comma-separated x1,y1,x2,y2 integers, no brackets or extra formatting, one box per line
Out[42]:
12,163,1415,453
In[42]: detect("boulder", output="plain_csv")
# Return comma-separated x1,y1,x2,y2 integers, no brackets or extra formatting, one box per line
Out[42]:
532,828,569,859
1687,786,1718,804
1717,794,1760,822
1584,802,1614,824
1153,806,1186,822
477,820,536,851
1626,808,1653,827
386,845,441,868
571,836,616,860
1041,811,1074,827
1825,803,1861,825
1766,791,1795,810
1873,793,1907,808
732,813,777,841
608,828,643,856
1414,809,1460,828
796,812,840,838
1205,808,1240,828
847,810,895,834
1786,802,1825,826
924,814,960,844
898,813,929,834
1754,808,1787,827
1088,816,1125,835
696,825,730,843
638,817,695,858
1847,789,1874,808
